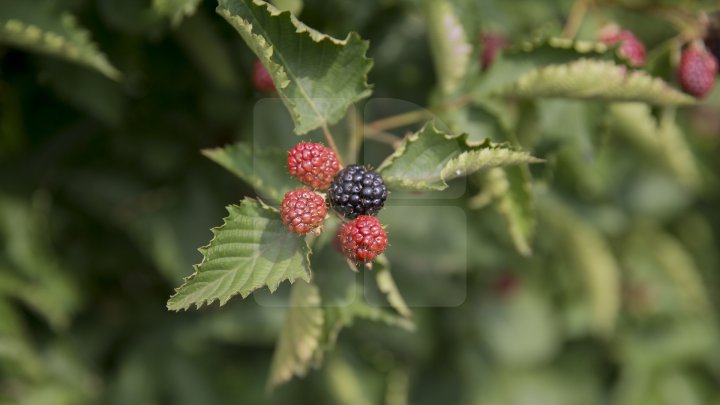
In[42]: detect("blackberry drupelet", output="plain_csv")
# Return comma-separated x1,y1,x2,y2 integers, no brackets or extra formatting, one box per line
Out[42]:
328,164,387,219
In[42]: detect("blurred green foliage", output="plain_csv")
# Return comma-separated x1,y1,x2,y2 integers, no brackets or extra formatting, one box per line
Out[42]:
1,0,720,404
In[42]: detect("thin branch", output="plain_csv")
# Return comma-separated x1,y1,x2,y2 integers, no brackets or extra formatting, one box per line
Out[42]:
321,123,344,166
562,0,590,38
364,127,402,147
364,94,474,134
366,109,433,132
346,107,363,164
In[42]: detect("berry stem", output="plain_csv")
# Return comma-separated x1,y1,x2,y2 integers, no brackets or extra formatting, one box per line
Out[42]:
321,123,344,166
346,107,363,164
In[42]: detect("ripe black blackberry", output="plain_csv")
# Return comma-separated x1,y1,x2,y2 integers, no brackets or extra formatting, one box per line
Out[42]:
328,164,387,219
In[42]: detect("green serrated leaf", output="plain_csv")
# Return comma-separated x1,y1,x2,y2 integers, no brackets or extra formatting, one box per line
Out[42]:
425,0,471,96
0,298,42,379
374,255,412,319
267,280,324,390
167,198,311,311
496,59,695,105
473,36,612,97
0,196,79,330
472,167,534,256
271,0,303,15
539,196,620,337
0,0,120,80
606,103,702,190
202,142,297,204
378,122,541,191
153,0,202,26
217,0,372,134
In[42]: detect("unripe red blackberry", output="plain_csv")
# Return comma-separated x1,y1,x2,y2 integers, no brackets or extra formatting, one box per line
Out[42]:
287,142,340,190
339,215,387,265
480,33,508,71
678,42,718,99
252,59,275,93
599,25,646,67
280,189,327,234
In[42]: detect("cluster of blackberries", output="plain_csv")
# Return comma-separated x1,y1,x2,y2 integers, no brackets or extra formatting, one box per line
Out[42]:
280,142,388,265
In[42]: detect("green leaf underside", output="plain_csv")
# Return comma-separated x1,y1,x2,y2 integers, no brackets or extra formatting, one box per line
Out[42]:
606,103,701,190
425,0,471,96
540,197,620,337
217,0,372,134
0,1,120,79
473,37,613,97
474,167,535,257
153,0,202,26
378,122,542,191
496,59,695,105
267,280,324,390
167,199,311,311
202,142,297,203
267,268,414,389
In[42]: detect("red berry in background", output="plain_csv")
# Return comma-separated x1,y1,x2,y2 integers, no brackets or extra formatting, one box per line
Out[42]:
480,33,508,71
280,189,327,234
678,42,718,99
491,273,520,298
339,215,387,265
598,25,646,67
252,59,275,93
287,142,340,190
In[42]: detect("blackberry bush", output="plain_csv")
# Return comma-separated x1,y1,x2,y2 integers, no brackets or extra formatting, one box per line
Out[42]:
3,0,709,401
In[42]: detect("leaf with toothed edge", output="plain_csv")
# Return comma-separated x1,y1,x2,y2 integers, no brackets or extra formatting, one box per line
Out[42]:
0,0,120,80
378,122,542,192
166,198,311,311
153,0,202,26
267,280,324,390
202,142,298,204
495,59,695,105
425,0,471,96
216,0,373,135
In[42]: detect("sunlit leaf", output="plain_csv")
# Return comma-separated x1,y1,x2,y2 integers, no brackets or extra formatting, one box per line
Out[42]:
496,59,695,105
153,0,202,26
217,0,372,134
378,122,541,191
167,198,311,311
267,280,324,389
425,0,471,96
0,0,120,79
202,142,297,204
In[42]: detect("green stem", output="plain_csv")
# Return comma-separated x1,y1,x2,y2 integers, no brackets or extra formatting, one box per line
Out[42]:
562,0,590,38
321,123,344,166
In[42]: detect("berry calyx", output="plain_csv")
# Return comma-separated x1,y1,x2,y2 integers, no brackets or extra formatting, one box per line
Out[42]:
252,59,275,93
280,189,327,234
287,142,341,190
339,215,388,265
598,25,646,67
328,164,387,219
678,42,718,99
480,33,508,71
